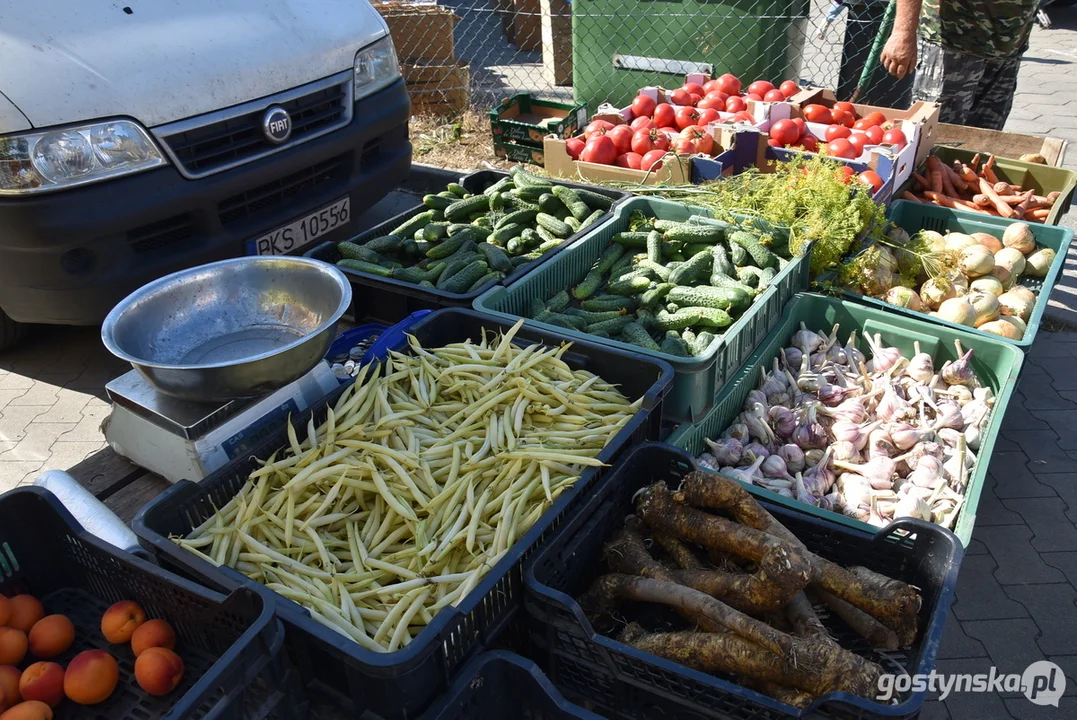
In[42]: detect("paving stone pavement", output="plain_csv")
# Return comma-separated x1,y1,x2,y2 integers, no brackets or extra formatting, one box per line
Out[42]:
2,10,1077,719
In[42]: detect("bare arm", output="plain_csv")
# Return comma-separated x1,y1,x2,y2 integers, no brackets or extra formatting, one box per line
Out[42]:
881,0,923,79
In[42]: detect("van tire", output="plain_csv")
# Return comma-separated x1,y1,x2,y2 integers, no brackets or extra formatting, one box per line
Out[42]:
0,309,26,351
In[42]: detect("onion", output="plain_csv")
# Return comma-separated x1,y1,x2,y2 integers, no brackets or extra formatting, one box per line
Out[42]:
994,247,1026,279
998,289,1035,322
888,227,911,245
960,245,995,278
1003,223,1036,255
885,286,922,311
937,297,977,327
968,291,1000,327
996,314,1027,337
1025,247,1055,278
944,232,977,252
969,276,1004,297
1008,285,1036,304
971,232,1003,253
921,230,946,251
920,277,957,310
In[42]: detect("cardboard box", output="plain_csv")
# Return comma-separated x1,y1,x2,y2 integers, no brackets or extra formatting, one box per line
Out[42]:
694,129,897,204
540,0,572,86
543,136,693,185
512,0,542,51
404,61,469,116
935,123,1066,167
598,86,792,133
490,94,586,145
787,87,939,188
493,138,546,165
375,2,457,63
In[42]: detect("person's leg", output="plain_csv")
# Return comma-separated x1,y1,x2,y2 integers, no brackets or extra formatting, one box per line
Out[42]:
966,56,1021,130
912,40,984,126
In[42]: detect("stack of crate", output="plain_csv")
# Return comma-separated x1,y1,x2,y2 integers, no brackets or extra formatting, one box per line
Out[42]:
376,2,468,116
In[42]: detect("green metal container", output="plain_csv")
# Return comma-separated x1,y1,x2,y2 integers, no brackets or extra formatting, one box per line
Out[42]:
571,0,810,109
667,292,1024,546
841,200,1074,348
474,197,809,424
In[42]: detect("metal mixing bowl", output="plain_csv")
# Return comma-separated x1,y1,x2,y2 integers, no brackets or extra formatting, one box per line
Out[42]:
101,256,352,403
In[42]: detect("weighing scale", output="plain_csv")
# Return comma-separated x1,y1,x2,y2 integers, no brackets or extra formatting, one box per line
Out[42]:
103,361,341,482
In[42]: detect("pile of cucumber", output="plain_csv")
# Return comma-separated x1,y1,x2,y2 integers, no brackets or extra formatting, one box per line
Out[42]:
333,167,613,294
527,213,790,357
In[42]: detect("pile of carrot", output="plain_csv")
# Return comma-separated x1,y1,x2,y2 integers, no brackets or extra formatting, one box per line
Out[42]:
901,153,1059,223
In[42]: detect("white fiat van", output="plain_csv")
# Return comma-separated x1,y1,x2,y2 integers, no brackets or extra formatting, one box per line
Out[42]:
0,0,412,349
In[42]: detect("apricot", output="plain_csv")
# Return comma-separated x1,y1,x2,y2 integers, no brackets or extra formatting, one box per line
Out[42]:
100,600,146,644
63,650,118,706
0,596,10,627
0,701,53,720
134,647,184,696
0,630,26,667
131,619,176,657
4,598,43,635
17,664,63,709
0,667,22,708
26,617,73,660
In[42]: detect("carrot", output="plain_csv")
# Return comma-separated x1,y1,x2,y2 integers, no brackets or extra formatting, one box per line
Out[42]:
972,194,992,207
1047,191,1061,204
901,191,922,202
1014,189,1036,219
993,181,1014,196
944,163,968,192
925,156,944,193
1028,207,1051,221
983,155,999,184
912,172,930,190
958,164,978,183
979,177,1015,218
923,191,992,214
940,166,957,197
970,153,981,170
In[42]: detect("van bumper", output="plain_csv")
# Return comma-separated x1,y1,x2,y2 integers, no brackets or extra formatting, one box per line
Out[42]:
0,79,411,326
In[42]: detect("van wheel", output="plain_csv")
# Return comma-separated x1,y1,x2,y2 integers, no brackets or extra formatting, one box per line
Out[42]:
0,308,26,351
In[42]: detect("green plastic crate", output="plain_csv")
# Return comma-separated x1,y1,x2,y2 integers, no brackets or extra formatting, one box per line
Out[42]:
926,147,1076,226
841,200,1074,348
667,292,1024,546
474,197,810,424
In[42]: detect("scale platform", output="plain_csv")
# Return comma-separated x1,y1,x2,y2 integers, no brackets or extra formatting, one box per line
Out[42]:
103,361,341,482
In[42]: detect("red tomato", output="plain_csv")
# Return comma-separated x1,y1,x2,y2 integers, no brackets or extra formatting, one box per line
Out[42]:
791,117,806,135
584,120,614,138
747,80,774,97
615,152,643,170
702,79,724,95
705,90,729,103
882,128,908,149
732,111,756,123
831,109,855,128
651,129,671,152
865,125,884,144
607,125,634,155
581,135,617,165
697,108,720,125
827,138,858,159
659,126,680,135
697,96,726,111
833,101,856,115
779,80,799,98
675,106,701,130
670,88,693,106
641,149,666,171
801,134,819,152
682,82,706,97
838,165,856,183
745,93,763,102
630,95,657,120
767,138,785,148
716,73,742,96
769,118,800,146
725,96,747,113
653,103,676,129
853,119,872,131
802,104,832,124
565,137,585,160
824,124,852,142
689,93,703,106
631,128,655,155
630,116,656,131
672,137,697,155
846,133,868,156
763,89,786,102
858,170,884,193
864,111,887,126
680,125,714,154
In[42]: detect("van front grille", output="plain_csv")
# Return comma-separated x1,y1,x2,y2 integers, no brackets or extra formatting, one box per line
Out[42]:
127,214,195,254
217,157,345,226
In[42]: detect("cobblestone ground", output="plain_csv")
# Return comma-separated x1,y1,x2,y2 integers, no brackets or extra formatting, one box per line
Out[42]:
4,11,1077,718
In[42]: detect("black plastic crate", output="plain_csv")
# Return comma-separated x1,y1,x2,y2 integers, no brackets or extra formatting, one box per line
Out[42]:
420,651,602,720
133,309,674,720
0,487,301,720
303,171,628,324
524,443,963,720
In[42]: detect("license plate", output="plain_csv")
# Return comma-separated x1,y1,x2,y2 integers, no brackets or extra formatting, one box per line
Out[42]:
249,197,351,255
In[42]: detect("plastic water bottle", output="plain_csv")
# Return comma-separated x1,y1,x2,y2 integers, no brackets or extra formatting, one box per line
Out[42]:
34,470,150,559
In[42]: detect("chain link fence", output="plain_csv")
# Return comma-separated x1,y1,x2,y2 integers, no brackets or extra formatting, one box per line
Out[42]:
378,0,911,118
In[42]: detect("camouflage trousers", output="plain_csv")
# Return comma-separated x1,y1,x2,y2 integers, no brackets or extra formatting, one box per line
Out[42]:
913,40,1022,131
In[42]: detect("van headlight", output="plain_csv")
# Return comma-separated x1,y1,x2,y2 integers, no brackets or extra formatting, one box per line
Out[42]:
0,120,166,195
354,35,401,100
